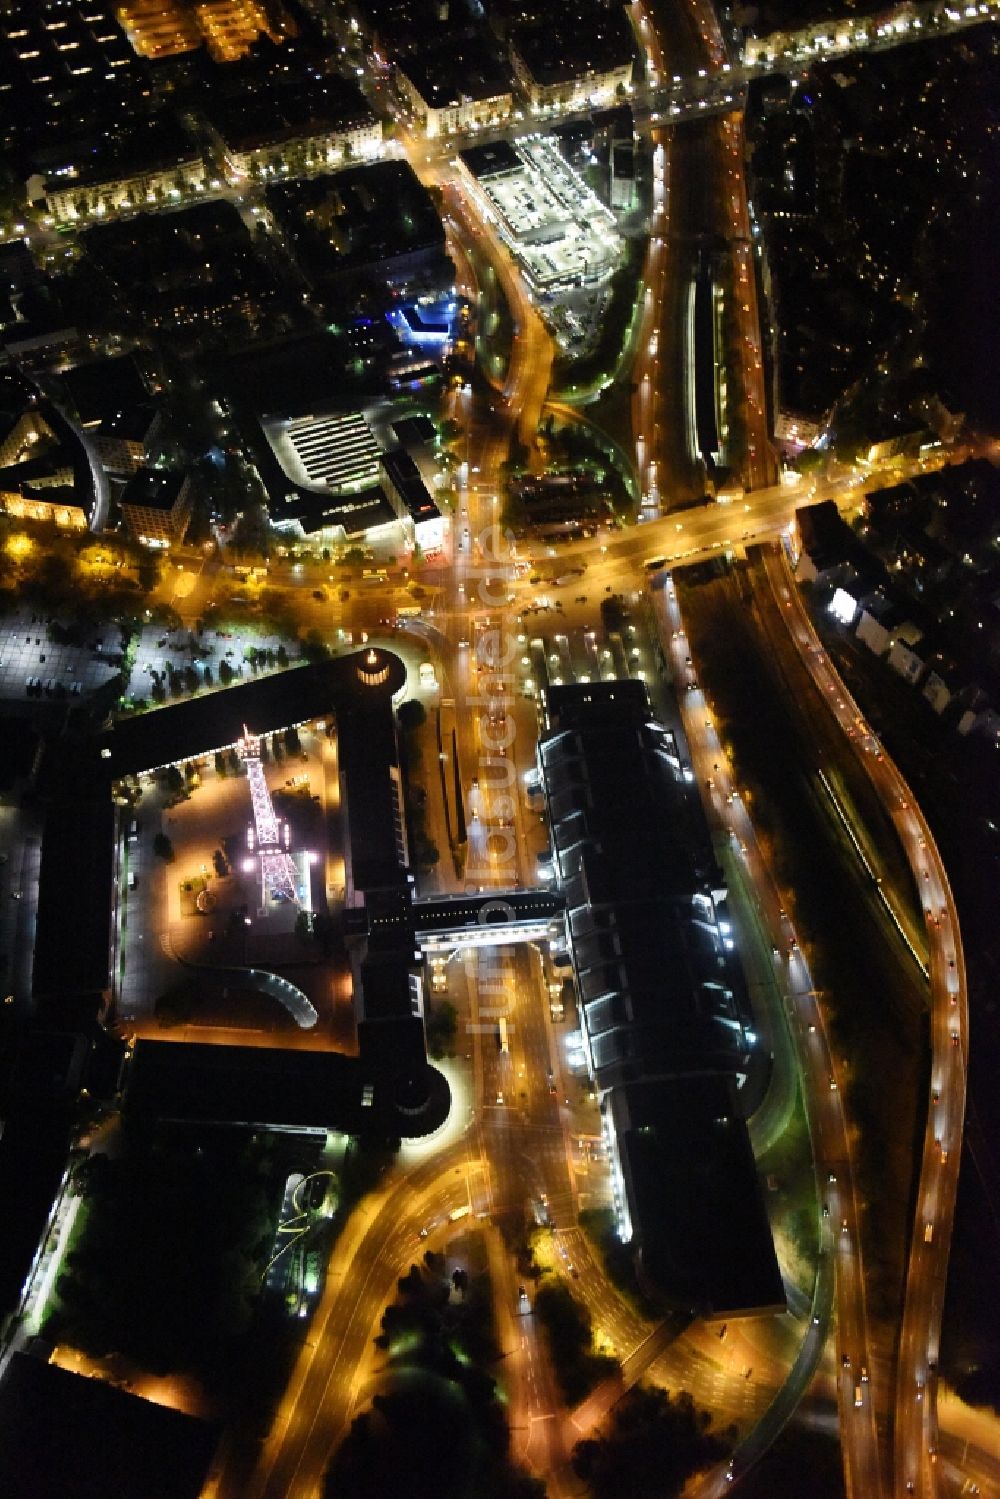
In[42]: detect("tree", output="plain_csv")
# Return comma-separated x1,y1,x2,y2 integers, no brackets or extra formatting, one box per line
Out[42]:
414,834,439,869
424,999,457,1060
46,1129,275,1381
284,725,301,755
163,765,184,796
533,1279,619,1405
152,832,174,862
572,1384,735,1499
136,551,162,593
301,629,330,663
324,1253,544,1499
214,751,227,777
397,699,427,734
219,659,233,686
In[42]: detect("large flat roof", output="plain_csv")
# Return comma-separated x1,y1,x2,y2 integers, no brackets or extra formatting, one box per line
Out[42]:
124,1034,449,1138
540,681,751,1089
207,75,375,154
31,794,114,1004
611,1075,785,1317
0,1353,218,1499
511,2,634,86
458,139,520,180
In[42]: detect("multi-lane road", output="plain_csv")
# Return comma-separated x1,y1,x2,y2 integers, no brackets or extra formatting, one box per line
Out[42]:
655,567,884,1499
759,547,970,1499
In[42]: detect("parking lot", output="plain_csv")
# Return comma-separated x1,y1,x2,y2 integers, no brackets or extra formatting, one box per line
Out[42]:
472,134,620,296
0,609,121,703
0,609,296,709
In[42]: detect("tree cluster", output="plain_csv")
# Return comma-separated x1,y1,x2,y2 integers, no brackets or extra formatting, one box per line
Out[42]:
49,1129,277,1380
424,998,457,1060
325,1257,542,1499
532,1277,619,1406
572,1384,735,1499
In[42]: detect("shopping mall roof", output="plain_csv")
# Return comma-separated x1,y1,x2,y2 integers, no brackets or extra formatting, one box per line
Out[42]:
540,681,752,1089
610,1076,785,1317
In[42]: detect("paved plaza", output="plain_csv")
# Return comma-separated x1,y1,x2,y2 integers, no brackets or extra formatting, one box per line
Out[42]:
0,607,294,710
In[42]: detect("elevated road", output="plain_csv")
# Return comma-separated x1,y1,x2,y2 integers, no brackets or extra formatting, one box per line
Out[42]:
760,548,969,1499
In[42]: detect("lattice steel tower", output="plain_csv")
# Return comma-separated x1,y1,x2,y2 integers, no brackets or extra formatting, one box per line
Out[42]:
239,726,299,906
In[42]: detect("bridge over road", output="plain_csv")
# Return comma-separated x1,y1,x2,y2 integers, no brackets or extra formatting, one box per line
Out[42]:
414,889,565,951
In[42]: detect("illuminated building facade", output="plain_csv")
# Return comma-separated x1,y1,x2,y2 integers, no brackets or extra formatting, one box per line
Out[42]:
116,0,286,63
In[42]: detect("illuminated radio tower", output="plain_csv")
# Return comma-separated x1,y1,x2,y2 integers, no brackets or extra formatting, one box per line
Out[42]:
239,726,299,906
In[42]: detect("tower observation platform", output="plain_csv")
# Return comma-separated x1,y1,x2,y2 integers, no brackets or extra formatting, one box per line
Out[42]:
239,726,300,907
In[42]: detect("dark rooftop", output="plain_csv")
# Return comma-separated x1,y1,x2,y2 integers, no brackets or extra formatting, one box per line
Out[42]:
611,1076,785,1316
269,483,399,537
206,74,375,154
121,468,187,514
123,1036,450,1139
511,1,634,87
42,115,200,191
458,138,521,181
797,499,887,589
390,413,436,447
539,680,754,1090
31,794,114,1006
60,355,153,431
397,34,513,110
265,160,446,281
0,1353,219,1499
100,648,404,774
381,448,439,525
